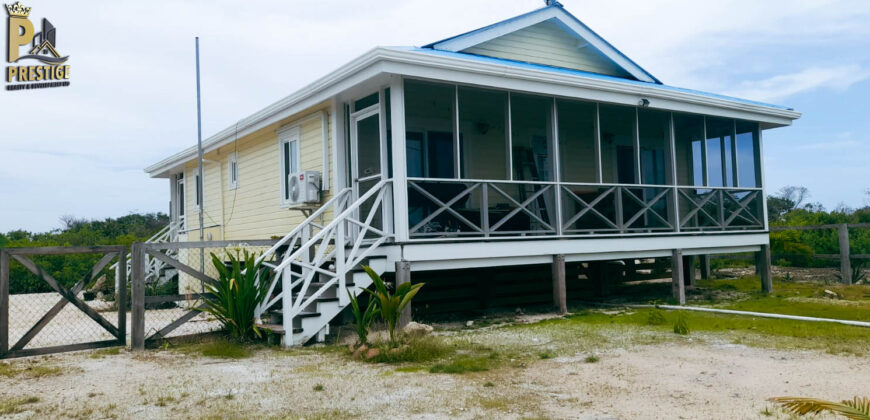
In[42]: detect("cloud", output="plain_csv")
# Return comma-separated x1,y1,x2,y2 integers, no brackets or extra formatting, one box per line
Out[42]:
725,65,870,102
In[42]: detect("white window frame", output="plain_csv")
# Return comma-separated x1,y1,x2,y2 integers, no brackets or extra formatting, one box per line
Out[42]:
227,152,239,190
175,173,186,229
278,125,301,206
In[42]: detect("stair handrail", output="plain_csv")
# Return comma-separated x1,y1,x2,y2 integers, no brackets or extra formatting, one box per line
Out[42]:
256,180,394,337
254,187,353,267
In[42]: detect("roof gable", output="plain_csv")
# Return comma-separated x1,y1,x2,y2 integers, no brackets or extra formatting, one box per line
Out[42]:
425,4,659,84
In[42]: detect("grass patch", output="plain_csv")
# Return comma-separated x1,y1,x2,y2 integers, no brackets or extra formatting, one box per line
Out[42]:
313,384,324,392
584,355,600,363
364,336,454,364
0,362,63,379
429,355,493,374
176,339,253,359
0,396,39,415
90,347,121,358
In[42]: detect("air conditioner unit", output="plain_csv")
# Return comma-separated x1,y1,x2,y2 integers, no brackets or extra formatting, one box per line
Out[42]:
287,170,321,205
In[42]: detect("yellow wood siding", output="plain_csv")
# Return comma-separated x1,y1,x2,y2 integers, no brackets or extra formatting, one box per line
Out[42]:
462,19,632,79
177,102,334,242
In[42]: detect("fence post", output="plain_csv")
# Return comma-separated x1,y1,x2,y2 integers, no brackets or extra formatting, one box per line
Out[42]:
117,248,128,346
838,224,852,285
551,255,567,314
130,243,145,350
0,250,9,355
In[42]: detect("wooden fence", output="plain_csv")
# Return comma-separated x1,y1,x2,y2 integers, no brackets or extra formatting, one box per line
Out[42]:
770,223,870,285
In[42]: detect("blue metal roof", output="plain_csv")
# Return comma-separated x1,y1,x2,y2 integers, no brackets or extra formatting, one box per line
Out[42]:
387,46,794,112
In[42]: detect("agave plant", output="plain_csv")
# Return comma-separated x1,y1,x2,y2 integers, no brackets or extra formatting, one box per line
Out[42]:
769,396,870,420
197,251,272,341
363,265,423,347
348,290,379,345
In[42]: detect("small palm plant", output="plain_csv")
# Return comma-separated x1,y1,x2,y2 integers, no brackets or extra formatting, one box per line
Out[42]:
363,265,424,347
769,396,870,420
198,251,272,341
348,290,379,345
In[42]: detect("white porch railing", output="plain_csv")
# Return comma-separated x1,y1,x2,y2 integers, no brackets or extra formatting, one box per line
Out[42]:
254,180,394,336
406,178,764,239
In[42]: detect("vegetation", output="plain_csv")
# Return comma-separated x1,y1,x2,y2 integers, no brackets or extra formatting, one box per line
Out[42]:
363,265,424,346
0,213,169,294
197,251,272,341
175,339,253,359
769,396,870,420
0,396,39,416
348,289,379,345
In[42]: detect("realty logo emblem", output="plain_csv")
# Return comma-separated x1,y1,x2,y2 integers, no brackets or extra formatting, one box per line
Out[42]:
5,1,70,91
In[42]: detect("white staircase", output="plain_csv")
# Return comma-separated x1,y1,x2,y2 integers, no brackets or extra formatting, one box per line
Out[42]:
114,221,181,289
254,180,394,346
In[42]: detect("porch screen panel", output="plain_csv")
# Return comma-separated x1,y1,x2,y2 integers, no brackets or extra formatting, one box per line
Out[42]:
674,113,704,186
404,80,456,179
599,104,637,184
638,109,670,185
510,93,553,182
736,120,760,187
459,87,508,180
557,99,596,183
706,117,732,187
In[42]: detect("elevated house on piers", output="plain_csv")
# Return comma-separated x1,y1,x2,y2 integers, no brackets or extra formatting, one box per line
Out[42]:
145,3,800,345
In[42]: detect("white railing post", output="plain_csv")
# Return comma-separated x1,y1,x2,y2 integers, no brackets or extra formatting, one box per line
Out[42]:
281,265,294,347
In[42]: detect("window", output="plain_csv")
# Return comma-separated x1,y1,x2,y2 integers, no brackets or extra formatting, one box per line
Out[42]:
175,173,185,227
279,127,300,203
511,93,553,181
638,109,670,185
193,173,201,211
459,87,508,180
674,113,705,186
599,104,637,184
736,120,760,187
706,117,733,187
404,79,456,178
557,99,597,183
227,152,238,190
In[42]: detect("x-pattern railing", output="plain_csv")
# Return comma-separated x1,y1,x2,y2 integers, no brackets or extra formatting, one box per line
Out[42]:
679,188,763,231
561,185,673,234
255,180,393,338
113,221,181,286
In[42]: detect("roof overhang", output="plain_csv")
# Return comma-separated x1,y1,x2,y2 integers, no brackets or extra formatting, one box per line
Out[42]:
145,47,801,178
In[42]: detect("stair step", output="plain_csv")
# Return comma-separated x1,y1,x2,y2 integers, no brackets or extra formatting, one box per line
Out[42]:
264,311,321,319
258,324,302,335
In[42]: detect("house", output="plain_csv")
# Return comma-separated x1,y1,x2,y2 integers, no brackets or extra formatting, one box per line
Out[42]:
144,2,800,345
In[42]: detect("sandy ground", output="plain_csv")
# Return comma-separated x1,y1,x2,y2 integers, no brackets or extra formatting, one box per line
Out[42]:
0,329,866,419
6,293,220,349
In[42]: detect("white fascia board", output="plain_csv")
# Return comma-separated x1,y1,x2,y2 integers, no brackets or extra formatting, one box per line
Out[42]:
144,48,389,178
401,233,769,263
377,49,801,126
431,6,658,83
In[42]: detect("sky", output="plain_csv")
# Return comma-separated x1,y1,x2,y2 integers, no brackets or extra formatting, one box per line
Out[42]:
1,0,869,232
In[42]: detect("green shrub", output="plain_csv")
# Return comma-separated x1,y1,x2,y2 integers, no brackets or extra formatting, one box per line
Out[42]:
673,313,690,335
363,265,424,346
348,290,378,345
197,251,272,341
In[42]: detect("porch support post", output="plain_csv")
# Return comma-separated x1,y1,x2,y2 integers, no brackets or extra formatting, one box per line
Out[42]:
699,255,711,280
395,260,412,329
389,76,410,242
551,254,567,314
682,255,696,287
671,249,686,305
758,244,773,293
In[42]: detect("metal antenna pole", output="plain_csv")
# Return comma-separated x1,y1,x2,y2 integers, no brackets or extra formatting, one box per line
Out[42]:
195,37,205,278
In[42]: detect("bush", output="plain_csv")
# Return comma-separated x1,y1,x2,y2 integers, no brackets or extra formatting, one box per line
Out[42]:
363,265,423,347
197,251,272,341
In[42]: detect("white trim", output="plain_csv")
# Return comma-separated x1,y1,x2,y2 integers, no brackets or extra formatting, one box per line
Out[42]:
145,48,800,178
390,76,410,242
320,110,330,192
429,6,657,83
227,152,239,190
278,126,302,206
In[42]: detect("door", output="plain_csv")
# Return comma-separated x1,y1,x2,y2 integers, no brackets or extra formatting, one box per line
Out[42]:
349,99,386,237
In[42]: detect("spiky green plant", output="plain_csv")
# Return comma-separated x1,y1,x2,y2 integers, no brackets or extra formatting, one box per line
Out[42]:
769,396,870,420
197,251,272,341
348,290,379,345
363,265,424,347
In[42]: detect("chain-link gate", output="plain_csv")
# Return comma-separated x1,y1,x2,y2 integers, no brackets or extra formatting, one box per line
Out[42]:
0,246,127,359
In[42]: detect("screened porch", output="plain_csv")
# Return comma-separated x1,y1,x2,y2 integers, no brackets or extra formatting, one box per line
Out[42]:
397,79,765,240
